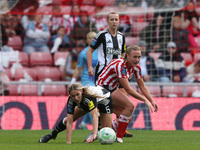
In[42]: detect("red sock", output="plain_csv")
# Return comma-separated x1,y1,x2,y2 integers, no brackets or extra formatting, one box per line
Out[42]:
117,115,130,138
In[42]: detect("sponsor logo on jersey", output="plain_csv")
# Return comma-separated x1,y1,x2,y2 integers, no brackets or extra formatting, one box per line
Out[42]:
88,101,95,110
91,38,97,46
107,48,121,55
122,67,126,75
107,40,112,43
124,44,126,51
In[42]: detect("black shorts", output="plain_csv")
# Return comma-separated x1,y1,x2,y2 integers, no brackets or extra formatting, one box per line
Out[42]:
102,85,116,93
98,95,113,114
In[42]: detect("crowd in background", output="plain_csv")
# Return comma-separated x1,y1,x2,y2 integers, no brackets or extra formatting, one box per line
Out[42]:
0,0,200,88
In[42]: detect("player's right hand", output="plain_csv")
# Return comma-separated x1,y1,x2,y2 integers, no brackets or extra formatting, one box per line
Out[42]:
88,66,94,76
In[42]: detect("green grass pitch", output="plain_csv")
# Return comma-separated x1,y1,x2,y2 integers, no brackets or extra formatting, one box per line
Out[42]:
0,130,199,150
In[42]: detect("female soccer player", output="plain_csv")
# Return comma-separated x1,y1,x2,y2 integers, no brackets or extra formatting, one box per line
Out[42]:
96,45,159,143
38,83,113,144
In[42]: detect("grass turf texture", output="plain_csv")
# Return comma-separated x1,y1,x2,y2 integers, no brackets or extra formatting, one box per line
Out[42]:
0,130,199,150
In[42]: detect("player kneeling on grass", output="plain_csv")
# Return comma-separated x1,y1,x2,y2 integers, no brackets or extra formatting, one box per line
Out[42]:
38,83,113,144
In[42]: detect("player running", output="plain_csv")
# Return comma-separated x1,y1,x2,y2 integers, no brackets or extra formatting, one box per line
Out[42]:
38,83,113,144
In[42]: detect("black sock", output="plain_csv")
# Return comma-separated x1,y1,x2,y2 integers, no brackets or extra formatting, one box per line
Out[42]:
51,118,66,138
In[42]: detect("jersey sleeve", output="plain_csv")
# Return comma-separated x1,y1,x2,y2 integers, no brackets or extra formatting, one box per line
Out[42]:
133,65,143,79
67,97,76,114
115,60,128,79
90,33,103,50
88,97,97,111
76,50,85,68
122,35,126,54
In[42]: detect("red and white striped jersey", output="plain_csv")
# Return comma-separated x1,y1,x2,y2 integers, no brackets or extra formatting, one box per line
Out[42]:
96,58,142,90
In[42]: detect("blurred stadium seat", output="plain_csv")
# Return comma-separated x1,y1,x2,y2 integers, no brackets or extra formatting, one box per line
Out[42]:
126,7,146,21
7,36,23,51
195,37,200,47
36,6,52,14
162,86,184,97
98,6,119,13
95,0,116,6
14,67,37,81
138,85,161,97
146,85,161,97
53,51,69,66
186,85,200,97
60,5,71,14
30,52,52,67
180,52,193,66
132,21,149,36
9,85,19,96
9,52,29,67
80,5,96,15
19,84,38,96
148,52,162,61
5,68,13,80
147,7,155,21
37,66,61,81
43,85,66,96
126,37,140,46
194,53,200,62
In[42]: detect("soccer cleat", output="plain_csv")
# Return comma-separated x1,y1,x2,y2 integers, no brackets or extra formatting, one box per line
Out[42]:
38,133,57,143
84,132,98,143
116,137,123,143
124,130,133,137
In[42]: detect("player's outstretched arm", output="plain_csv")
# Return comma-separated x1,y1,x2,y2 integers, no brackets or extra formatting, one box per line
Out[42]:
136,78,159,112
119,78,154,112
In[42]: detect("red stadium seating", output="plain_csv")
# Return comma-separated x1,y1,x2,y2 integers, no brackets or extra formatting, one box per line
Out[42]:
194,53,200,62
9,52,29,67
36,6,52,15
126,37,140,46
30,52,52,67
14,67,37,81
195,37,200,47
5,68,13,80
18,52,29,66
180,52,193,66
43,85,66,96
80,5,96,15
162,86,184,97
132,22,149,36
138,85,161,97
98,6,119,13
148,52,162,61
19,84,38,96
186,85,200,97
126,7,146,21
7,36,23,51
95,0,116,6
147,7,155,21
9,85,19,96
36,66,61,81
60,5,71,14
146,85,161,97
53,51,69,66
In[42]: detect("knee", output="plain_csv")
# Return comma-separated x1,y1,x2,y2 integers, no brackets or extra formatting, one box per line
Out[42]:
126,101,134,112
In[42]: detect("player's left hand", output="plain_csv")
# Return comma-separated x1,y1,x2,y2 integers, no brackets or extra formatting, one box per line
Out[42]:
85,132,98,143
151,101,159,112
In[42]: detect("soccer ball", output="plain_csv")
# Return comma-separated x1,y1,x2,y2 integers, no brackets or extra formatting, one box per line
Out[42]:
98,127,116,144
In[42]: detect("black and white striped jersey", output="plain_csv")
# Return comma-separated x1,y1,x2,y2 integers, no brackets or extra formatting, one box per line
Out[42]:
90,28,126,75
